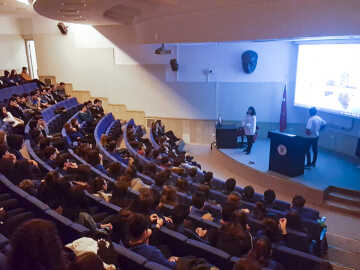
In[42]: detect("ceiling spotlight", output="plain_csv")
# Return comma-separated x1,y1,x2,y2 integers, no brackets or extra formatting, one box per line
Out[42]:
16,0,29,5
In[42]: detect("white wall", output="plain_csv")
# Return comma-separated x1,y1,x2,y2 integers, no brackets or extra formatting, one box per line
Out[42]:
0,17,28,72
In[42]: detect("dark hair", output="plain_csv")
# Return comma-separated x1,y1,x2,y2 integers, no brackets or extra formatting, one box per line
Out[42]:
192,192,205,209
129,213,149,241
203,171,213,183
263,189,276,205
111,180,129,205
68,252,104,270
222,202,237,222
234,258,262,270
188,167,198,178
86,149,101,166
286,209,303,231
225,178,236,193
94,98,101,104
197,184,210,200
176,178,188,193
253,202,266,220
154,172,167,187
29,119,38,130
107,162,123,178
44,146,57,159
6,134,24,151
247,106,256,116
248,236,272,266
309,107,317,116
160,185,177,206
92,177,105,193
227,191,241,205
130,188,154,215
172,204,190,225
242,185,255,201
292,195,306,209
8,219,67,270
262,218,280,243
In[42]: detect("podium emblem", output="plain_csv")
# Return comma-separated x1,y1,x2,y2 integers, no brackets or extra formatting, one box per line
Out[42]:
277,144,287,156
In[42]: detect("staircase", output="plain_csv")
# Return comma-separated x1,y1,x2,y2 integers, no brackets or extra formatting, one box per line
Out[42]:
324,186,360,217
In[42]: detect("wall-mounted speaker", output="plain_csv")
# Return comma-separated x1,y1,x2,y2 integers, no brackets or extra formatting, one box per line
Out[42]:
57,22,68,35
170,58,179,72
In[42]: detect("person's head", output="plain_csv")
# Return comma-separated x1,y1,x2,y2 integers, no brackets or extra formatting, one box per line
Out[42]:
107,162,123,177
131,187,154,215
128,213,151,244
227,191,241,205
154,172,167,187
112,179,129,200
4,70,10,77
9,97,17,106
86,149,101,166
160,185,177,206
125,166,137,179
247,106,256,116
70,118,79,127
203,171,213,184
309,107,317,116
44,170,60,186
188,167,198,178
192,192,206,209
0,144,9,157
234,258,262,270
176,178,189,193
6,134,24,151
253,202,266,220
8,219,66,270
68,252,105,270
22,66,28,73
172,204,190,225
39,137,51,150
248,236,272,266
0,106,7,118
94,99,102,106
10,69,17,77
292,195,306,209
92,177,107,193
225,178,236,193
18,179,36,195
80,104,87,112
263,189,276,205
222,202,237,223
44,146,58,160
262,217,279,241
233,209,248,229
242,185,255,201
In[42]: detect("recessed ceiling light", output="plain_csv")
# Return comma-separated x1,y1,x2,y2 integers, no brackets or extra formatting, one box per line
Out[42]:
16,0,29,5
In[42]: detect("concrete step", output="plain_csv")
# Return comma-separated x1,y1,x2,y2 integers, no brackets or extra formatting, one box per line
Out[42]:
325,245,360,270
324,200,360,217
328,192,360,207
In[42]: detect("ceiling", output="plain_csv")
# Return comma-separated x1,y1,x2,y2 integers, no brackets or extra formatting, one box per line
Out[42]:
33,0,274,26
0,0,35,17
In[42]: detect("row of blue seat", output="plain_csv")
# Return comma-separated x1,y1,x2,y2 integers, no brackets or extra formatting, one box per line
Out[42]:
0,82,38,102
41,97,78,122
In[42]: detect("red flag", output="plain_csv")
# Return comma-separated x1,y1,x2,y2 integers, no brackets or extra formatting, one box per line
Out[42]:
280,85,287,132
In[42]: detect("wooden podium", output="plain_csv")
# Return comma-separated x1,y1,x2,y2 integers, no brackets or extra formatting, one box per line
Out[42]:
216,124,238,149
268,131,312,177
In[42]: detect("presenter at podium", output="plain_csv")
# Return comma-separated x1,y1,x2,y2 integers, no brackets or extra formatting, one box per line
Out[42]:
305,107,326,168
243,106,257,155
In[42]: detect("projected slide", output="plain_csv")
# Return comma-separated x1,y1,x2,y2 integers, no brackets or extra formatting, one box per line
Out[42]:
295,44,360,118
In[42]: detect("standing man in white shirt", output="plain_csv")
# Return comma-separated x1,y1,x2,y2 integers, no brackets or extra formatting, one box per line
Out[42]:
244,106,257,155
305,107,326,168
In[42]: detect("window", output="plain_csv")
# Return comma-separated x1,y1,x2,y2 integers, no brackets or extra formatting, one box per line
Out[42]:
25,40,39,79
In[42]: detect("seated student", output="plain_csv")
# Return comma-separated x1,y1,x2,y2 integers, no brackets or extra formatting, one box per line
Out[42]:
246,236,285,270
151,172,167,195
6,134,25,160
65,123,84,142
167,204,190,234
86,149,107,174
7,219,69,270
291,195,312,219
0,70,16,87
43,146,59,168
106,161,124,179
130,188,156,216
37,171,64,210
263,189,277,209
111,179,133,208
202,171,213,186
0,151,17,178
68,252,106,270
78,104,95,129
106,141,128,164
252,201,267,220
0,106,24,134
285,209,305,232
257,217,288,245
190,192,213,221
7,97,26,121
187,166,200,182
13,159,41,185
143,163,157,179
91,98,105,120
242,185,255,203
18,179,38,197
20,66,31,81
91,177,111,202
10,69,24,84
128,213,178,269
125,166,149,192
159,185,178,208
223,178,236,194
204,203,252,257
175,178,190,194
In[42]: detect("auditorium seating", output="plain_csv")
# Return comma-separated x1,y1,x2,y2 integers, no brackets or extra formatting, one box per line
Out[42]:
0,82,38,103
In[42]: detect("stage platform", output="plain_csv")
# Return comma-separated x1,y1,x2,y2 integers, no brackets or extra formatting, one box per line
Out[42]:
219,138,360,192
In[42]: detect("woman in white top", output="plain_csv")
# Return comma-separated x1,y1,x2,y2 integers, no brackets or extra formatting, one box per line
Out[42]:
243,106,256,154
